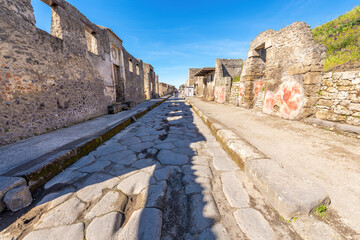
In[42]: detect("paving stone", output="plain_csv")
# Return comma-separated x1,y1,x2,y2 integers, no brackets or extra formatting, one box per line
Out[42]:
0,176,26,200
122,136,142,146
67,155,95,171
85,191,128,219
157,150,189,165
86,212,123,240
147,148,158,155
153,166,173,181
154,142,175,150
3,186,32,211
182,165,213,178
190,156,211,166
173,140,193,148
23,223,84,240
44,170,87,190
129,142,154,153
233,208,275,240
116,208,162,239
189,193,220,234
96,150,135,163
198,223,230,240
140,135,159,142
221,172,249,208
213,156,240,171
117,171,154,195
90,145,127,157
35,198,86,229
182,175,212,195
78,160,111,173
172,147,196,157
107,164,128,177
76,173,120,202
37,187,75,209
140,180,168,208
0,201,5,213
132,158,159,170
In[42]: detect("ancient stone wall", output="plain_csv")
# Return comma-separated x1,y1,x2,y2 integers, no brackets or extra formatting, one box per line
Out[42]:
155,75,159,98
143,63,152,99
315,71,360,126
214,59,243,103
229,82,241,105
0,0,112,145
159,83,175,97
0,0,154,145
239,22,326,120
187,68,201,87
122,48,145,104
204,73,215,101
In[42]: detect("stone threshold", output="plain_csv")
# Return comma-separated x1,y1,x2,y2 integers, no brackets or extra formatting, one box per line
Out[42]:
185,98,343,239
0,96,170,213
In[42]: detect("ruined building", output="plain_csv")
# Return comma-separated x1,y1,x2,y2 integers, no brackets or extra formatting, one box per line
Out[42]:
187,21,360,128
0,0,175,145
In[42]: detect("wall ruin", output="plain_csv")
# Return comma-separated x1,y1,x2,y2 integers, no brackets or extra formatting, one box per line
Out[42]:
0,0,160,145
239,22,326,120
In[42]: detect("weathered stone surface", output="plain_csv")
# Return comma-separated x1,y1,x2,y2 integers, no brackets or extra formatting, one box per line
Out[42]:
86,212,123,240
190,156,211,166
154,142,175,150
117,171,154,195
85,191,127,219
182,165,213,178
184,176,212,195
245,158,330,219
153,166,173,181
157,150,189,165
78,160,112,173
76,173,120,202
233,208,275,240
132,158,159,170
116,208,162,239
3,186,32,211
216,129,240,143
189,194,220,234
0,176,26,199
221,172,249,208
198,223,230,240
23,223,84,240
97,150,136,164
44,170,87,190
291,217,343,240
142,181,168,208
227,139,266,162
212,156,239,171
128,142,154,152
37,187,75,209
35,198,86,229
67,155,96,171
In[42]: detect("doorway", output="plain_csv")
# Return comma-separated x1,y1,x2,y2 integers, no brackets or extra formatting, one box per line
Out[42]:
113,64,125,103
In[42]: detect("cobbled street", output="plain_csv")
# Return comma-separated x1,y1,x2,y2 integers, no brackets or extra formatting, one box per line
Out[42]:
1,98,300,240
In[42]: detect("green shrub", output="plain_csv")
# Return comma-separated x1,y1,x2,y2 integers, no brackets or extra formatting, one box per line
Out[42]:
312,6,360,71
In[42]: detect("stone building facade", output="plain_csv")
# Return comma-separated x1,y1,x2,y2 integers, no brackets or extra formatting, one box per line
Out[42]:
159,83,176,97
239,22,326,120
194,68,215,101
214,59,243,103
143,63,156,99
0,0,163,145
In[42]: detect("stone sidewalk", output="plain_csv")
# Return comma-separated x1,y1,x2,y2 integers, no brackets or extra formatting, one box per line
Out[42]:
187,97,360,237
1,98,300,240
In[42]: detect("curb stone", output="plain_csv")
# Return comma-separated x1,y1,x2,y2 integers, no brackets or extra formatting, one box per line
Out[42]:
186,98,331,220
0,97,170,213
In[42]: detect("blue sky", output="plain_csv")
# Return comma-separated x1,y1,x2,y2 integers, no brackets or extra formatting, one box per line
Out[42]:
32,0,359,88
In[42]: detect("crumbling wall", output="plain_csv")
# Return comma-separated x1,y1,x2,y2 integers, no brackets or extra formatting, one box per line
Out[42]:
143,63,152,99
122,48,145,104
204,73,215,101
0,0,111,145
214,59,243,103
188,68,201,87
315,71,360,126
159,82,175,96
239,22,326,120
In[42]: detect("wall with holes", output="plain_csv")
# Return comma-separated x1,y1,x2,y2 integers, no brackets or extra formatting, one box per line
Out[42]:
0,0,146,145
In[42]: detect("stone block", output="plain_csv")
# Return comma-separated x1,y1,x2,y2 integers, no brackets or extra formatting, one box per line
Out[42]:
216,129,240,144
0,176,27,200
3,185,32,211
349,103,360,112
245,158,330,219
86,212,123,240
23,223,84,240
227,139,266,162
303,72,321,85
